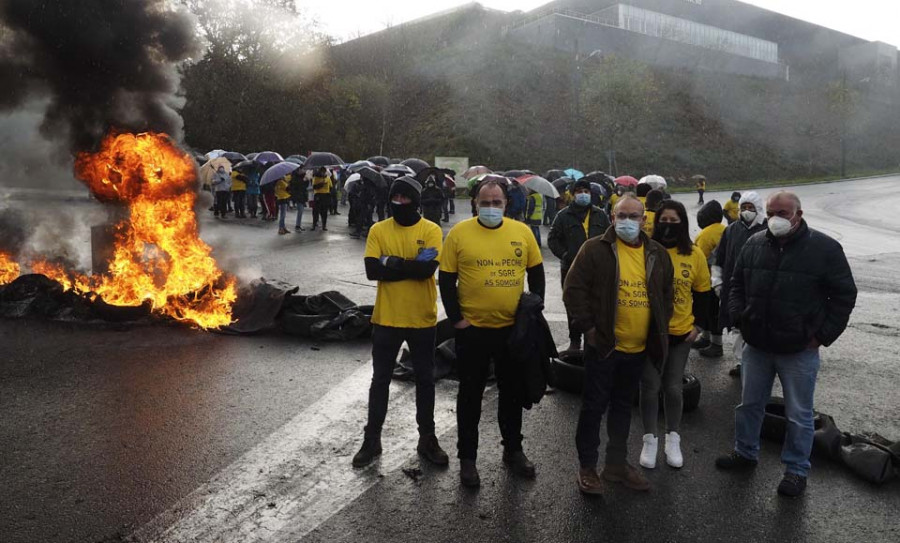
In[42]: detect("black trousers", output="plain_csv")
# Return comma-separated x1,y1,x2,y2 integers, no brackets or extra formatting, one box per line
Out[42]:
560,267,580,343
575,346,647,468
246,193,258,216
366,325,437,438
214,191,230,216
313,194,331,228
232,190,246,216
455,325,523,460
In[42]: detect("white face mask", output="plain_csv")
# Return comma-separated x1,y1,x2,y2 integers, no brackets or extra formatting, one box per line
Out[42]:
740,210,757,223
767,215,794,237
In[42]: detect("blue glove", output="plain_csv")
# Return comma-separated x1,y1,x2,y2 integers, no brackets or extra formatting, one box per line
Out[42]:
415,247,438,262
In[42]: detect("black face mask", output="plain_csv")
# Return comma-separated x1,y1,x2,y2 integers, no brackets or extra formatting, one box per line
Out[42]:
391,202,420,226
655,222,680,248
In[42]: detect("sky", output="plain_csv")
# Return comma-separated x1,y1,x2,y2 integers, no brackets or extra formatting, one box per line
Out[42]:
304,0,900,47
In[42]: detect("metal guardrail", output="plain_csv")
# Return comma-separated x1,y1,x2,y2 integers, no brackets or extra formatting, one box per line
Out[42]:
504,7,618,32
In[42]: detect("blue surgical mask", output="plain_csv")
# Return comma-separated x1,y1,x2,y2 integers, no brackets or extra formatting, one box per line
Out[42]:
615,219,641,243
478,206,504,227
574,193,592,206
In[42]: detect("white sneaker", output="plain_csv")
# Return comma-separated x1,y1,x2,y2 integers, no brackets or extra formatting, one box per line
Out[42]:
640,433,658,469
665,432,684,468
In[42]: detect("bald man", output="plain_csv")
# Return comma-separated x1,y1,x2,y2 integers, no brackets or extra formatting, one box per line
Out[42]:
715,191,857,497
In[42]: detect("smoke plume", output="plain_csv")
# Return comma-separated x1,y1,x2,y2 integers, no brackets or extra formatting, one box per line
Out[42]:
0,0,201,154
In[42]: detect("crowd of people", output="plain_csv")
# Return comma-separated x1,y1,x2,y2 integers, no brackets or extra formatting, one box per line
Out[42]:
345,167,857,500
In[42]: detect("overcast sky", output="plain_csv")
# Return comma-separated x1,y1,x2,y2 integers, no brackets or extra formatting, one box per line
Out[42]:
304,0,899,47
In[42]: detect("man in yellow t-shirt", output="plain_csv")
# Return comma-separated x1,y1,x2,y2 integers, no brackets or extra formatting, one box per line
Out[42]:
439,179,545,488
352,176,449,469
563,195,674,496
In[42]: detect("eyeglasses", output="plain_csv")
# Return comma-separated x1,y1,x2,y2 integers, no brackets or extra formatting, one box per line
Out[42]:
615,212,643,221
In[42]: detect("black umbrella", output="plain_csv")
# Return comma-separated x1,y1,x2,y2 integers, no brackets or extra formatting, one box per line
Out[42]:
303,152,345,170
233,159,258,173
390,158,403,165
401,158,430,174
584,171,615,194
356,166,387,189
504,169,533,179
221,151,247,164
552,176,575,190
382,164,415,179
367,156,390,167
415,167,455,186
544,169,565,182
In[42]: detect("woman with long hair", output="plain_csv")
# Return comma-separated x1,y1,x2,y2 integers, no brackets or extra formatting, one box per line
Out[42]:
639,200,712,470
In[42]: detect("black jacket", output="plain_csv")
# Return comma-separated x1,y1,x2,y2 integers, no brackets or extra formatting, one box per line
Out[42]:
508,291,557,409
547,204,610,273
729,220,857,354
715,218,767,328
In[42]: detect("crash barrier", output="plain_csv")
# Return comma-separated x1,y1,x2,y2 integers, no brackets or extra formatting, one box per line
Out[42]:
549,351,701,412
760,396,899,485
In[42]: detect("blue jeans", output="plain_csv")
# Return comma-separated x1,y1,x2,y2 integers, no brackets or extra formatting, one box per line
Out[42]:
735,343,820,477
278,200,288,229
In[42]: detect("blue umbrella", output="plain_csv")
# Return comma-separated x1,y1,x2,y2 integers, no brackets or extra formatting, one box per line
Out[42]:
254,151,283,164
564,168,584,180
260,161,301,185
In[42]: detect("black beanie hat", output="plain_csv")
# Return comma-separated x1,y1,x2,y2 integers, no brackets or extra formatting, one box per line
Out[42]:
390,175,422,207
572,179,591,193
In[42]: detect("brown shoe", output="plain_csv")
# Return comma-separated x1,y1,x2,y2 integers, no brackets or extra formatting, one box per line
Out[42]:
602,463,651,491
577,467,604,495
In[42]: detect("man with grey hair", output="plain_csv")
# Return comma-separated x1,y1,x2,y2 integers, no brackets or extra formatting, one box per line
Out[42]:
715,191,857,497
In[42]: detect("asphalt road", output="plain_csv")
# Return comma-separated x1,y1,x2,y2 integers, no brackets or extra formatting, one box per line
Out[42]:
1,177,899,543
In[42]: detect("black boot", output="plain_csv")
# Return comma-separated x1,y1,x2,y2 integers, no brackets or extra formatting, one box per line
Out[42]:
503,449,536,478
460,459,480,488
352,435,382,468
699,343,724,358
417,434,449,466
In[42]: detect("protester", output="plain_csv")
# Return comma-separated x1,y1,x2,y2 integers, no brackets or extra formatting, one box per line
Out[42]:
563,195,674,495
261,175,277,221
289,170,309,232
231,170,247,218
274,174,292,235
693,200,725,357
439,179,546,488
543,195,558,226
442,182,456,222
641,188,665,237
505,181,527,221
711,191,767,376
330,168,342,216
311,166,333,231
639,200,711,470
547,179,610,352
352,176,449,468
716,191,857,497
525,188,544,246
211,165,231,219
245,165,261,219
723,192,741,224
696,176,706,204
420,175,445,225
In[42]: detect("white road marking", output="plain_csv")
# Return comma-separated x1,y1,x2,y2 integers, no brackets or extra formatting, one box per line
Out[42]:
130,363,470,543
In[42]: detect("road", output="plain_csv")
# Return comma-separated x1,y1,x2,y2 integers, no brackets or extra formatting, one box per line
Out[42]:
1,177,898,543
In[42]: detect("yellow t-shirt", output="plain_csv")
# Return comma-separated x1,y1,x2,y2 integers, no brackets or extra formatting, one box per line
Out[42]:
231,171,247,191
440,217,543,328
582,210,591,237
723,199,739,222
615,239,652,353
642,210,655,237
312,176,333,195
667,246,712,335
609,193,620,210
275,177,291,201
695,223,726,259
364,218,443,328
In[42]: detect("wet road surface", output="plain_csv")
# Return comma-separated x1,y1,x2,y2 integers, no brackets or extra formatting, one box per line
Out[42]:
1,176,899,542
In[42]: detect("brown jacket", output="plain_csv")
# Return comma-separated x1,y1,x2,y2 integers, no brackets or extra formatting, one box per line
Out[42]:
563,226,674,369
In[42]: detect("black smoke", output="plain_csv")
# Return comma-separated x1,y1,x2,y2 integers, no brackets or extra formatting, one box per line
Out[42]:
0,0,201,153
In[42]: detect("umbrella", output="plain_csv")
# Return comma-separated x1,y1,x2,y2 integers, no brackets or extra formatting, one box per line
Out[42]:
382,164,415,178
233,159,258,173
584,171,616,194
463,165,492,179
246,152,259,161
515,175,559,199
639,174,667,190
348,159,376,172
367,156,390,167
356,166,387,189
564,168,584,180
590,182,609,199
254,151,283,164
303,151,345,170
343,172,362,192
544,169,565,182
615,175,639,187
416,167,455,185
199,157,232,186
221,151,246,163
287,154,307,162
691,174,707,181
504,169,534,179
260,161,301,186
390,158,403,165
552,176,575,191
205,149,227,160
401,158,430,174
468,173,510,191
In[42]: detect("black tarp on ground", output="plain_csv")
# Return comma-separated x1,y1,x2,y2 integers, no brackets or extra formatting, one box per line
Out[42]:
0,274,151,323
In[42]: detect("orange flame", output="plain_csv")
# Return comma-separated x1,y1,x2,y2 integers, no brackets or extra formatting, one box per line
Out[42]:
33,132,235,329
0,251,20,285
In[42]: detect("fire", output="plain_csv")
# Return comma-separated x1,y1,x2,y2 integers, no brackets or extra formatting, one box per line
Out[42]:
0,251,20,285
33,132,236,329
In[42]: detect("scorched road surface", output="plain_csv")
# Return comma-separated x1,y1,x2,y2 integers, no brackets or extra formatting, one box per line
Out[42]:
1,177,899,543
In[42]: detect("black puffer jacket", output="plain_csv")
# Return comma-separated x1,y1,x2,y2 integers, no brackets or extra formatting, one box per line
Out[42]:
715,218,767,328
729,221,857,354
547,205,610,274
